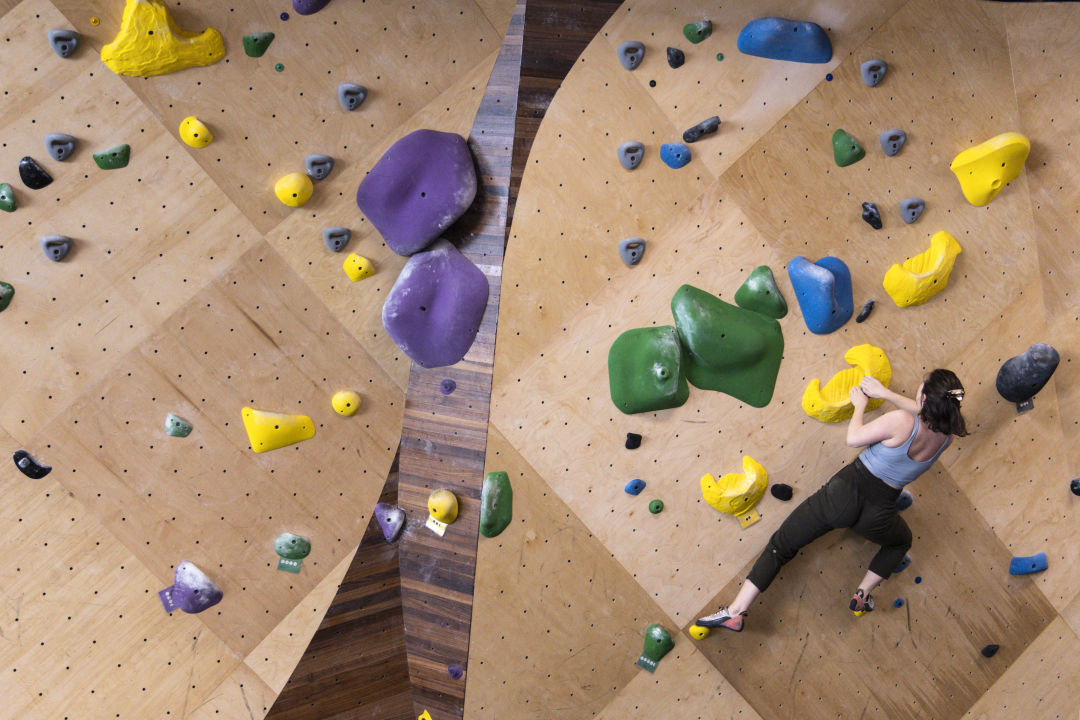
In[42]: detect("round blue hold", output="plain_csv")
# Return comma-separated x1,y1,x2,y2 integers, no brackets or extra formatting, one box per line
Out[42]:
280,11,290,20
624,478,646,496
826,73,834,81
915,576,922,584
893,598,904,608
660,142,692,169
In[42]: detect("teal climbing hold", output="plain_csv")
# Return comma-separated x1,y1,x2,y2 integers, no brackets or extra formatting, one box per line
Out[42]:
164,413,192,437
93,144,130,170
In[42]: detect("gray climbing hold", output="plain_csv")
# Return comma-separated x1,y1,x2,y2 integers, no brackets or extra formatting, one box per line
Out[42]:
617,41,645,70
860,59,887,87
996,343,1059,407
682,115,719,144
618,238,646,266
666,47,685,69
19,156,52,189
13,449,51,479
855,298,875,323
40,235,71,262
880,129,906,157
45,133,77,162
338,83,367,111
48,29,80,59
617,141,644,170
861,202,882,229
323,227,351,252
900,197,925,224
305,154,334,181
164,413,192,437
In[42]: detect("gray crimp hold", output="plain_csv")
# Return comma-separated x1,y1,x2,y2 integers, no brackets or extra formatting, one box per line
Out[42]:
338,83,368,111
305,154,334,181
45,133,77,162
666,47,685,69
617,41,645,70
617,141,644,170
323,227,351,252
683,116,719,143
48,29,80,58
860,59,887,87
618,238,646,266
41,235,71,262
880,129,906,157
855,298,875,323
13,449,51,479
164,413,192,437
900,197,924,224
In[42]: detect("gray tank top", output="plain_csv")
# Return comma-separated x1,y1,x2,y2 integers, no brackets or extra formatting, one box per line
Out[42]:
858,416,950,489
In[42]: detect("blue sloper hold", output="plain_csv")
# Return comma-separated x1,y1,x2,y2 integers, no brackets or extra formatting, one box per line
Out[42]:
736,18,833,64
894,554,911,574
1008,552,1048,575
625,479,646,495
786,256,853,334
660,142,691,169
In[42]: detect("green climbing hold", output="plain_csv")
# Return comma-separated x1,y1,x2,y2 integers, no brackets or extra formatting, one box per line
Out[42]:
93,144,130,170
164,413,192,437
480,471,513,538
608,326,690,415
734,265,788,319
670,284,784,408
242,31,275,58
832,129,865,167
715,52,724,61
0,282,13,312
683,20,712,44
648,499,664,514
0,183,15,212
274,62,284,72
275,532,311,560
636,623,674,672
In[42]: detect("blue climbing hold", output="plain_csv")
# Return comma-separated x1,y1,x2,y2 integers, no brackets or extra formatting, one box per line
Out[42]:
893,554,911,574
914,576,922,584
893,598,904,608
625,478,646,495
825,73,833,81
786,255,853,334
1008,552,1048,575
660,142,691,169
897,489,913,511
736,18,833,64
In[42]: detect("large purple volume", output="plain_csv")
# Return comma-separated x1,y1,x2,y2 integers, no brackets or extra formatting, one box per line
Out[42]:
293,0,332,15
356,129,477,256
382,239,489,368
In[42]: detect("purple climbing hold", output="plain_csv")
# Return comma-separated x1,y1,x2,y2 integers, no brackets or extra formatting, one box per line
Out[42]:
440,379,457,395
448,664,464,680
374,502,406,542
382,239,489,368
280,11,289,20
161,561,223,614
356,129,477,256
293,0,332,14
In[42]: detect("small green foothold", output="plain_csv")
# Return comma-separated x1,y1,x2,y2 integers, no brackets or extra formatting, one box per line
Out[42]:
164,413,192,438
93,144,130,170
0,183,15,212
734,265,788,319
649,499,664,514
242,31,275,58
274,62,284,72
274,532,311,561
0,282,13,312
480,471,513,538
683,20,712,44
716,52,724,61
832,129,865,167
636,623,674,672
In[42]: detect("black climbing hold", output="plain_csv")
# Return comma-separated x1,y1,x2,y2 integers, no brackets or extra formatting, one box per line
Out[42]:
900,197,924,224
618,238,646,266
305,154,334,181
45,133,77,162
855,299,875,323
880,129,906,157
682,115,720,144
625,432,642,450
0,281,13,312
861,202,882,229
1071,478,1080,496
617,41,645,70
770,483,793,501
995,343,1059,407
41,235,72,262
897,489,913,511
981,644,999,658
338,83,368,111
322,227,351,252
666,47,685,69
48,29,80,58
860,59,887,87
13,449,51,478
19,156,52,189
617,141,644,170
649,79,656,87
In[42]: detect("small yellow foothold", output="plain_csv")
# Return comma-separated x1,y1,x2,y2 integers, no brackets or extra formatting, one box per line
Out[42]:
802,344,892,422
428,489,459,524
701,456,768,517
418,712,433,720
274,172,313,207
100,0,225,77
343,253,375,281
90,16,100,25
241,406,315,453
331,390,361,416
883,231,963,308
178,116,213,148
688,624,711,640
949,132,1030,206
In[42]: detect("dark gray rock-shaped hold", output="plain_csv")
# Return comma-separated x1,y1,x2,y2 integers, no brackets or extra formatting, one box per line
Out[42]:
861,202,882,229
19,156,52,190
860,59,887,87
666,46,685,68
996,343,1059,404
382,239,489,368
374,502,405,542
338,83,368,111
618,238,646,266
323,227,351,252
617,141,644,170
305,154,334,180
41,235,72,262
682,115,719,143
13,449,51,479
170,561,223,614
880,129,906,156
1071,478,1080,496
48,29,80,58
293,0,332,14
617,41,645,70
45,133,77,162
900,197,925,224
855,298,875,323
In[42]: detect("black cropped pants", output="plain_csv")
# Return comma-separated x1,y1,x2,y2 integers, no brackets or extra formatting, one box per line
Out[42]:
747,457,912,592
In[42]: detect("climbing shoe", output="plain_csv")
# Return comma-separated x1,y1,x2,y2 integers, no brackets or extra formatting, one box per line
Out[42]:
850,589,875,616
696,606,747,632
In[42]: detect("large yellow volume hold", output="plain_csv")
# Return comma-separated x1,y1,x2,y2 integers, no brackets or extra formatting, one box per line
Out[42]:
802,344,892,422
883,231,962,308
275,172,314,207
949,132,1030,206
241,407,315,453
100,0,225,77
701,456,768,516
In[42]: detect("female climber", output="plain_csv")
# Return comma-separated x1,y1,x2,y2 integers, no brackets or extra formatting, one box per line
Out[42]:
696,369,968,631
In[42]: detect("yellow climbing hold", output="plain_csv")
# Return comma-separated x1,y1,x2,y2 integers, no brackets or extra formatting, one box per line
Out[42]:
949,132,1030,206
241,407,315,453
274,172,313,207
90,16,100,26
883,231,962,308
802,344,892,423
688,624,710,640
701,456,768,517
100,0,225,77
418,712,433,720
343,253,374,281
428,489,459,524
178,116,213,148
331,390,361,416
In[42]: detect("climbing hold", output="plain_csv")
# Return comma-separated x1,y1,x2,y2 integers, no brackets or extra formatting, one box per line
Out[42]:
90,16,99,26
242,32,275,57
649,78,657,88
440,379,456,395
737,17,832,63
240,407,315,453
92,144,131,170
825,73,833,81
715,52,724,61
660,142,691,169
950,132,1030,206
480,471,513,538
981,644,1000,658
893,598,904,608
671,284,785,407
648,499,664,514
448,664,464,680
787,255,854,334
899,198,925,225
688,625,710,640
914,576,922,584
770,483,792,501
996,343,1059,408
374,503,406,542
625,432,642,450
0,282,13,312
666,46,685,68
880,129,906,157
274,62,285,72
164,413,192,437
683,20,712,44
19,156,52,189
701,456,768,516
382,240,489,368
855,299,875,324
337,82,368,111
618,238,646,266
293,0,332,14
897,489,913,511
883,230,962,307
428,488,459,524
305,154,335,181
13,450,51,479
802,344,892,423
894,554,912,573
608,326,689,415
48,29,80,58
617,41,645,70
861,202,882,230
274,532,311,572
734,265,788,319
682,116,720,144
625,479,646,495
832,129,865,167
860,59,887,87
331,390,361,416
101,0,225,77
323,227,351,253
280,11,289,20
40,235,72,262
343,253,374,281
178,116,212,148
617,141,645,170
0,183,14,212
274,172,313,207
356,129,477,256
45,133,77,162
1008,552,1048,575
1070,478,1080,496
160,561,223,614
